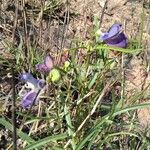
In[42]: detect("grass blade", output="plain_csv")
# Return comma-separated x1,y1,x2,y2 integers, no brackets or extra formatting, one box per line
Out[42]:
0,117,35,143
76,102,150,149
64,104,76,149
95,45,141,53
24,133,68,150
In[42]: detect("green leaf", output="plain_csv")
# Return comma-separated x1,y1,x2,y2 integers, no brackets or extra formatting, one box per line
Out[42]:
88,72,98,89
24,133,68,150
113,102,150,117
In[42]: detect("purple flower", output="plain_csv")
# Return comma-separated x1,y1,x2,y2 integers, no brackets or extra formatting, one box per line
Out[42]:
19,73,45,108
36,55,54,73
100,23,128,48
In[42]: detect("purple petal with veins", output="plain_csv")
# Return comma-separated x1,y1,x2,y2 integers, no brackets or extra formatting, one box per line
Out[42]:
21,90,37,108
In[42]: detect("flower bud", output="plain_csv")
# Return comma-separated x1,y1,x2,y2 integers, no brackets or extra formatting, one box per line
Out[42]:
47,69,61,82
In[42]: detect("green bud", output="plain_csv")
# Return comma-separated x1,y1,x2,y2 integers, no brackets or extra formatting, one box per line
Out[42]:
47,69,61,83
64,61,70,71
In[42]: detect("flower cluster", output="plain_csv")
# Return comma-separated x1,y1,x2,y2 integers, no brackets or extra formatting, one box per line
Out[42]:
20,55,59,109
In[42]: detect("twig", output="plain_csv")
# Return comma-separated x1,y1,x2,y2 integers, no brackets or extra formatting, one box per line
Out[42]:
60,0,69,49
12,65,17,150
12,0,19,43
57,0,69,65
22,0,28,58
39,0,45,47
99,0,108,29
22,100,42,147
120,53,125,108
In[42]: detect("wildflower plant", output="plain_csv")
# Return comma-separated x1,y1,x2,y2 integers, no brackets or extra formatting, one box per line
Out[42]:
19,55,61,108
1,11,149,149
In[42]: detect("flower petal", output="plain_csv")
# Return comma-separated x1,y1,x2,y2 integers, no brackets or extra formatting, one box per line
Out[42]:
20,73,39,88
36,55,53,73
36,63,49,72
21,90,37,108
44,55,53,70
108,38,128,48
20,73,32,82
107,23,122,38
101,24,122,41
105,33,128,48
